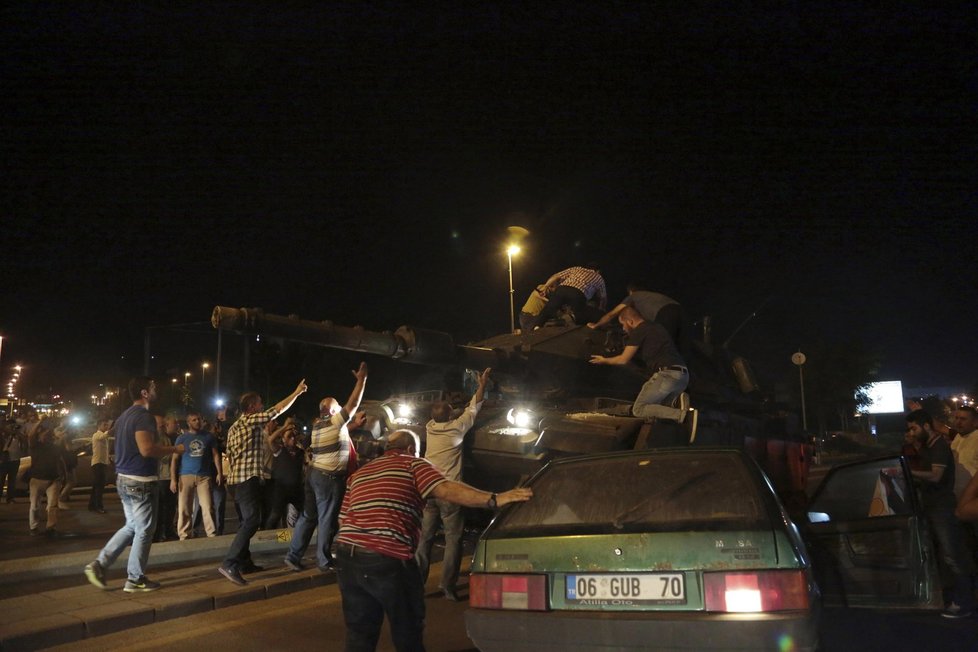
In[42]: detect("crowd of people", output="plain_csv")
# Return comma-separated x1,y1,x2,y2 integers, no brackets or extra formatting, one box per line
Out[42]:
0,412,112,535
69,366,530,651
4,261,975,645
901,404,978,618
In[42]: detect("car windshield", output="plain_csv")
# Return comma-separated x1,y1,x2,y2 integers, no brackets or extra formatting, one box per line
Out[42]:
493,451,770,535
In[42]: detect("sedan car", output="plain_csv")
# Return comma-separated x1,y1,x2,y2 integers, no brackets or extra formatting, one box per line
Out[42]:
465,448,821,652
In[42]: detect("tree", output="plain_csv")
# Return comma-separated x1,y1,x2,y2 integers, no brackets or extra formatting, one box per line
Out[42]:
788,338,883,434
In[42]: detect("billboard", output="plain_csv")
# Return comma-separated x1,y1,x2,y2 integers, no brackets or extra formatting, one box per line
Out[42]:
860,380,904,414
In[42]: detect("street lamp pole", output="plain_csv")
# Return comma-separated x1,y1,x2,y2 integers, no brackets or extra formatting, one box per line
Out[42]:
507,244,521,333
791,351,808,432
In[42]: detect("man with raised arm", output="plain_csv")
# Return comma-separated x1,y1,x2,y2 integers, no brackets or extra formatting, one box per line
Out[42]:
218,378,308,585
285,362,368,573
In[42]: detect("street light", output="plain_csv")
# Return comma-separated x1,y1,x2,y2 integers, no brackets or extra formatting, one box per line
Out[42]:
507,244,521,333
184,372,191,387
201,362,210,386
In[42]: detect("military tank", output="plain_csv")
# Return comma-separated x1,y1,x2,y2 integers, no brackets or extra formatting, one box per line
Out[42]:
211,306,810,501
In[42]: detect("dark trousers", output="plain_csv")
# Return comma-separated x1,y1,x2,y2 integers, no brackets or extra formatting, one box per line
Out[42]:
532,285,588,327
264,481,303,529
154,479,177,540
224,477,261,570
336,545,426,652
0,460,19,501
925,502,975,610
88,463,106,509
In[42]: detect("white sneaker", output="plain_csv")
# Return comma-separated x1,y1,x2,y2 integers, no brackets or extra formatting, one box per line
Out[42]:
687,408,699,444
675,393,690,423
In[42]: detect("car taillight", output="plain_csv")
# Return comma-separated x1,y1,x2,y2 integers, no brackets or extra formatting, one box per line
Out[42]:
703,570,809,612
469,573,548,611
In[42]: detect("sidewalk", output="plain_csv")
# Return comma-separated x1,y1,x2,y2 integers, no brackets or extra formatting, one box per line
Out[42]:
0,530,331,651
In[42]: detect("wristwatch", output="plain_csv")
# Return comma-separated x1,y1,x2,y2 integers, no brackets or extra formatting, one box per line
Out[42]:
487,492,498,509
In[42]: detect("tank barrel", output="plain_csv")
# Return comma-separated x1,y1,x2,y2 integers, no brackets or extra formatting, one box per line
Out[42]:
211,306,457,365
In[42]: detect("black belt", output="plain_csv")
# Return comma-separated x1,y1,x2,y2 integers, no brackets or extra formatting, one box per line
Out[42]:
310,468,347,478
658,365,688,374
337,543,383,557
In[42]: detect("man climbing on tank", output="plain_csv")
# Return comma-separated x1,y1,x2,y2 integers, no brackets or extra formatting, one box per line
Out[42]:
589,306,694,426
529,263,607,328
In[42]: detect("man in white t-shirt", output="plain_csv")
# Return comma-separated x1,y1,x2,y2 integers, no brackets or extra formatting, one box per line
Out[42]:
951,406,978,497
88,419,112,513
415,367,490,600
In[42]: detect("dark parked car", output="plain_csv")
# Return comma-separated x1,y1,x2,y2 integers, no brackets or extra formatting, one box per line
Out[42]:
803,455,941,609
465,448,822,651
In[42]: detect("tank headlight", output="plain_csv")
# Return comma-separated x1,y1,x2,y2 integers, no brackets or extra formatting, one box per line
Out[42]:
506,408,534,429
398,403,413,418
70,415,83,426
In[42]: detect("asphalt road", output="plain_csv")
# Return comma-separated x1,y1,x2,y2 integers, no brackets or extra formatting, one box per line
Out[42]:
35,575,978,652
43,565,477,652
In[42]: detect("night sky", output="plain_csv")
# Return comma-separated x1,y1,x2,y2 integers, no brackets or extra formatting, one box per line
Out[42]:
2,3,976,405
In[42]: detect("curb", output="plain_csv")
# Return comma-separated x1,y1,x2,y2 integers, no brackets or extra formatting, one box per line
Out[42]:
0,528,313,585
0,557,336,651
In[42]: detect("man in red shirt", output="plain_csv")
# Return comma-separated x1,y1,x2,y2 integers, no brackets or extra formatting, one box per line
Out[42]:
335,429,532,651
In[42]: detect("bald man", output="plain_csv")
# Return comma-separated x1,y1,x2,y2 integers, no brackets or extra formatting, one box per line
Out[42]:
285,362,368,573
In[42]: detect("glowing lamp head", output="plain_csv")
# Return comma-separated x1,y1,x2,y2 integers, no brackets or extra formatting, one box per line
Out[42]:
507,244,521,257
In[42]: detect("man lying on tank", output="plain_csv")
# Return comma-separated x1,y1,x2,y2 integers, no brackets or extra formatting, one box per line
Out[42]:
589,306,691,423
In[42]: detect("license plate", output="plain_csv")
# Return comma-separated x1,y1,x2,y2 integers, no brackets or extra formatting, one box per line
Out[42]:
566,573,686,604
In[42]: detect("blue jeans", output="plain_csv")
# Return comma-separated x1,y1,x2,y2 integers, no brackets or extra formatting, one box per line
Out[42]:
224,477,261,570
96,476,159,581
336,545,426,652
632,369,687,420
287,468,346,569
416,498,464,592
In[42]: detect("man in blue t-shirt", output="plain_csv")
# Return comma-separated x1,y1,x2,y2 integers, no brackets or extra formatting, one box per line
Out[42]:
84,377,185,593
171,412,223,540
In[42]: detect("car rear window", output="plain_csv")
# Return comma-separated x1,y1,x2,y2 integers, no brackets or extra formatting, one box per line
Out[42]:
493,452,770,534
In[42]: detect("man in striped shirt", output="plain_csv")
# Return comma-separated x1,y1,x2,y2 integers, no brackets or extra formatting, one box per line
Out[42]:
530,263,607,329
284,362,368,573
335,429,532,652
218,378,308,586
